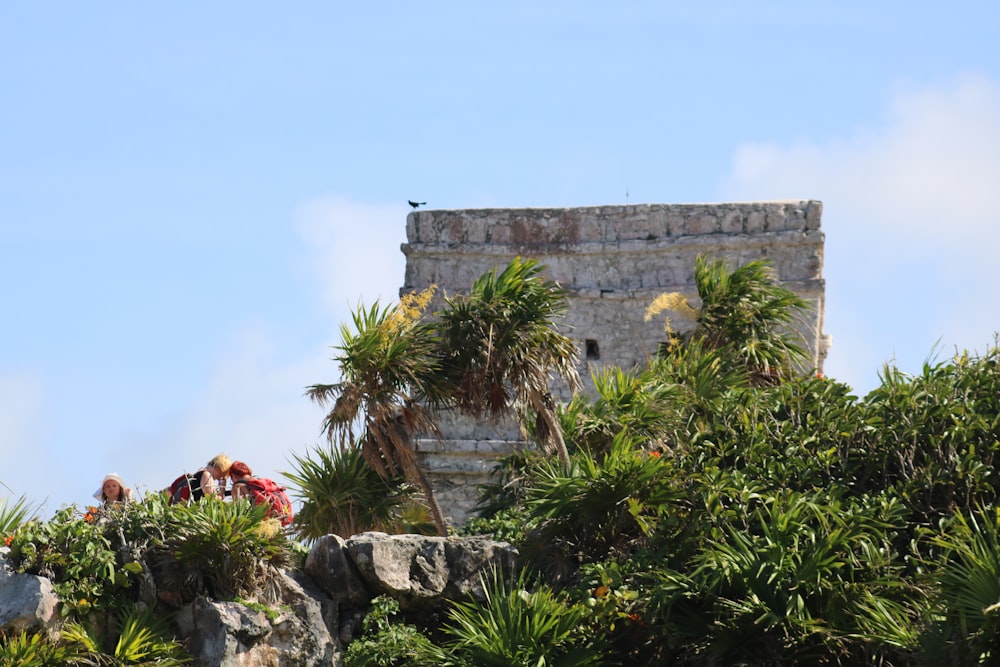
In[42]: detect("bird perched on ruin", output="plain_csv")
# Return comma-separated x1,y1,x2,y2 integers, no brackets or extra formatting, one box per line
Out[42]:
408,200,426,209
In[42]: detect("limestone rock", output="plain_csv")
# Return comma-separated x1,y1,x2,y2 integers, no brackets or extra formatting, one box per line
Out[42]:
346,532,449,605
303,533,370,607
176,597,276,666
0,549,61,637
344,532,518,610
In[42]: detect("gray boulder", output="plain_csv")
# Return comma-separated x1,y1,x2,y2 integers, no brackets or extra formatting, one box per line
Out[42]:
0,548,61,637
303,533,370,607
341,532,518,610
175,572,340,667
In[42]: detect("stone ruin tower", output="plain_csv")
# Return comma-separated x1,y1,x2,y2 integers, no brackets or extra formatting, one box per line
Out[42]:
400,200,829,525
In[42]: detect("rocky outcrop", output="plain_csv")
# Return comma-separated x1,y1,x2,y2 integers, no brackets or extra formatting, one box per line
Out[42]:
0,547,60,637
174,571,339,667
307,532,518,646
337,532,518,609
0,533,517,666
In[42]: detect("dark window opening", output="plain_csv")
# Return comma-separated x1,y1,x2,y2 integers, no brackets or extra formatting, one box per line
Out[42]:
585,339,600,361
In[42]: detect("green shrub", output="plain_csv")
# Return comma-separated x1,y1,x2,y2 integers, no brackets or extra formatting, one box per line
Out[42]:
925,507,1000,663
285,443,433,541
519,433,684,581
865,349,1000,525
7,504,141,618
145,497,290,603
8,494,292,619
638,489,923,664
343,596,444,667
439,568,608,667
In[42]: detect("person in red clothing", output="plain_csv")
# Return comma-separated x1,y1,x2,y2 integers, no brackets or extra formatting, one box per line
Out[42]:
228,460,294,527
229,460,254,501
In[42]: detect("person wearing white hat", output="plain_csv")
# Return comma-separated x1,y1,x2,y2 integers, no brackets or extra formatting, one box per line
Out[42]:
93,473,134,504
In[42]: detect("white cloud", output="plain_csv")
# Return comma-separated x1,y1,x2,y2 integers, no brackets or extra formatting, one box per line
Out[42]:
15,196,415,516
0,372,58,502
116,197,412,503
296,195,410,314
121,326,334,500
0,372,44,452
720,73,1000,394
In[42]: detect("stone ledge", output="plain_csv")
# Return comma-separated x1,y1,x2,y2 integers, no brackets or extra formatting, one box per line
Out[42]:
414,438,519,456
405,201,822,246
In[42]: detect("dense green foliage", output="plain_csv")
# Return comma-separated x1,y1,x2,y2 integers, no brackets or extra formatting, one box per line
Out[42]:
322,257,1000,665
4,256,1000,666
455,345,1000,665
0,494,291,664
343,596,445,667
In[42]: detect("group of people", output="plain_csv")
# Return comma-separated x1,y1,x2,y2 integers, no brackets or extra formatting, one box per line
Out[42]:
92,453,293,526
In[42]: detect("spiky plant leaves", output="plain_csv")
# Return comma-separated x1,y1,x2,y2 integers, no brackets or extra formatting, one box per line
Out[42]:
660,490,921,665
0,629,87,667
441,568,607,667
57,607,190,666
112,606,190,665
307,298,443,455
649,255,811,386
0,495,40,535
560,365,686,457
691,255,811,380
284,443,433,541
928,508,1000,661
146,498,289,604
518,433,684,584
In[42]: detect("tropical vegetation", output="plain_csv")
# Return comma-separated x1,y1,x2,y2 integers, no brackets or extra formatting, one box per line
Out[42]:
0,494,289,665
331,255,1000,665
4,254,1000,666
305,257,579,535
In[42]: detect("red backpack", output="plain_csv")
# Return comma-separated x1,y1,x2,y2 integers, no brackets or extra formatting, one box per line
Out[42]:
167,471,205,505
241,478,294,527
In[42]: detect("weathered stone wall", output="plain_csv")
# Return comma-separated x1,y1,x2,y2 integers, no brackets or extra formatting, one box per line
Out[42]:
401,201,829,526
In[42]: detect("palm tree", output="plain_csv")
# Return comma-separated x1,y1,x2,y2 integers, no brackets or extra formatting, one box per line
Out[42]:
560,365,686,457
435,257,581,467
305,291,452,536
645,255,811,386
307,260,581,535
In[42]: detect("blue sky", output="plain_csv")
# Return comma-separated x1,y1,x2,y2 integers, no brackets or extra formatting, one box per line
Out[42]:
3,2,999,516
